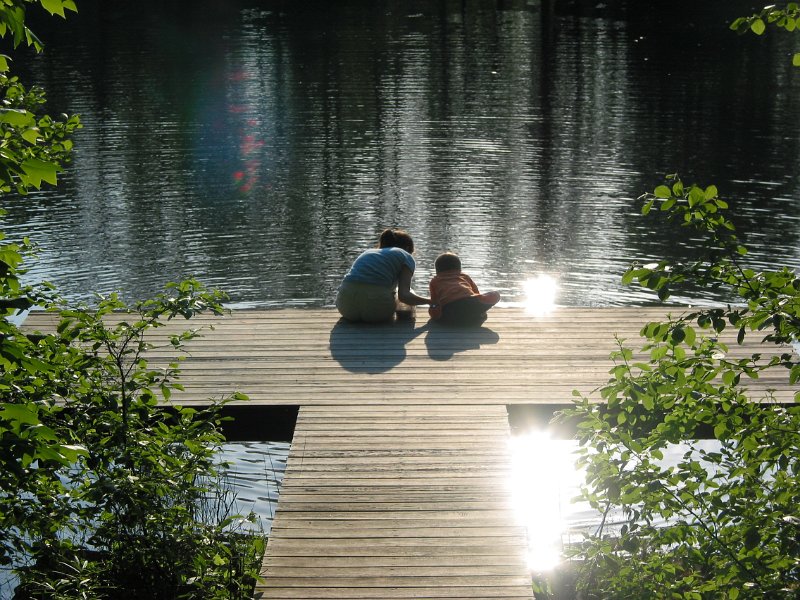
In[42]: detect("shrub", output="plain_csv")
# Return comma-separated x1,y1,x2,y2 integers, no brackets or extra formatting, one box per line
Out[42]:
558,177,800,599
1,278,263,599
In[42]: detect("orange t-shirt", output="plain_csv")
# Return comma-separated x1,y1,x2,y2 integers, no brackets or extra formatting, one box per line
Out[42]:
428,270,480,318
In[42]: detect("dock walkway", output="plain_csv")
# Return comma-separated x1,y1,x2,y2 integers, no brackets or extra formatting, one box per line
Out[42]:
21,307,795,599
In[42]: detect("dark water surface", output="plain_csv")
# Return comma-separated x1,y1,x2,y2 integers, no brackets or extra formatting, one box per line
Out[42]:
218,441,288,533
2,0,799,308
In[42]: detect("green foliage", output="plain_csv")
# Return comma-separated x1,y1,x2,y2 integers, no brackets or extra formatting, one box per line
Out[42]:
557,177,800,598
0,71,81,193
0,0,81,195
730,3,800,67
0,0,77,52
0,6,81,552
2,279,263,599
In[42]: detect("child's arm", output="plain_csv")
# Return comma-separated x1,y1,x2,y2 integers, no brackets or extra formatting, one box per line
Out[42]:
466,274,480,294
397,266,431,306
428,277,442,319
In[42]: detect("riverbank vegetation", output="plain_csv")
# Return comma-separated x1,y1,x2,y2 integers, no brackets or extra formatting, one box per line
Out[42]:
543,4,800,597
1,3,264,598
552,177,800,598
3,279,264,599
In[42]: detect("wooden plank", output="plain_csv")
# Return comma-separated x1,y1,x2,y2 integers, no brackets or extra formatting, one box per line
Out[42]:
261,565,528,576
260,576,534,587
255,404,533,600
282,469,511,478
262,556,528,568
272,502,514,511
254,589,534,599
262,541,528,555
270,517,518,528
272,510,516,521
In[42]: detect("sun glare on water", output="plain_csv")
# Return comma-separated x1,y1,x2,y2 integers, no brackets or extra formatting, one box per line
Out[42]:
522,275,558,315
508,431,585,572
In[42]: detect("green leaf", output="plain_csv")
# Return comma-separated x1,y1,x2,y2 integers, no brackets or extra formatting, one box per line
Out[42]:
793,52,800,67
21,128,40,144
742,436,758,451
0,108,35,127
60,444,88,461
751,18,766,34
790,365,800,385
20,158,59,187
622,268,635,285
39,0,77,17
654,185,671,199
651,345,668,360
688,187,705,207
0,402,40,426
730,17,746,31
704,185,718,200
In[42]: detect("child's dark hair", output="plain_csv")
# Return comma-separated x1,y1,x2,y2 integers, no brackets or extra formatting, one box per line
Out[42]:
378,228,414,254
434,252,461,273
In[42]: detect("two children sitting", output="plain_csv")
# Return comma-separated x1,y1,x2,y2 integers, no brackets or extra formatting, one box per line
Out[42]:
427,252,500,326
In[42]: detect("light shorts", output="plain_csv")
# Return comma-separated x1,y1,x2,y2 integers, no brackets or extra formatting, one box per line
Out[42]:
336,280,397,323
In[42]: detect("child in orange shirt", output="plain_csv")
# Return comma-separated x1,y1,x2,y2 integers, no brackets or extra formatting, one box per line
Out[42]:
428,252,500,325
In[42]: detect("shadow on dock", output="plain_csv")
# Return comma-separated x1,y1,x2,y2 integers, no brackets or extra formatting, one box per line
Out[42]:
329,318,429,373
329,318,501,371
424,321,500,360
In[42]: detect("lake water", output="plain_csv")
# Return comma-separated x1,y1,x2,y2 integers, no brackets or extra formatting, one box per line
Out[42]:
3,0,799,578
218,441,289,533
3,0,799,309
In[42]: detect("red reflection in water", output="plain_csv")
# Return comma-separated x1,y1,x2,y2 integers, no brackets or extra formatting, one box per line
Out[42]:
227,71,265,194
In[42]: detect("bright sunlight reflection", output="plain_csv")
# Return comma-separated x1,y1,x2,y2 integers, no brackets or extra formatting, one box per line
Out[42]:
508,431,585,572
522,275,558,315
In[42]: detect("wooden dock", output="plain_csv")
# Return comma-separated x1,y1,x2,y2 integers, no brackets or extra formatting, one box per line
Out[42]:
50,306,787,407
21,307,796,599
